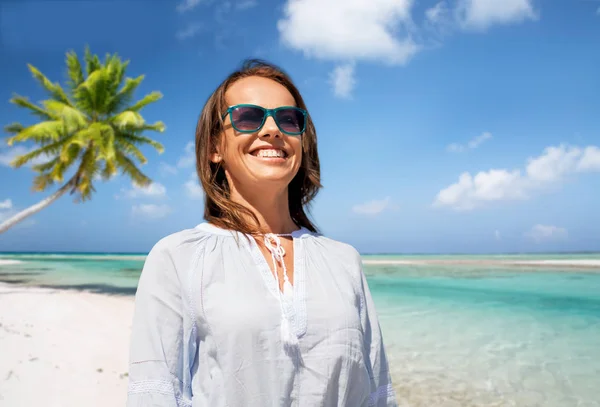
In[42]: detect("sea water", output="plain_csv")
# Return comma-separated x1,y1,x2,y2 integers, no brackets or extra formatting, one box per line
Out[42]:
1,253,599,406
364,263,600,407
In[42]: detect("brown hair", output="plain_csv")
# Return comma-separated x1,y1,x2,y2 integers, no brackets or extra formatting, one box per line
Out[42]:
195,59,322,235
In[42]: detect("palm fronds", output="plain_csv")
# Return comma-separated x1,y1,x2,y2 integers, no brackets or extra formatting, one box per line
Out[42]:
4,46,166,203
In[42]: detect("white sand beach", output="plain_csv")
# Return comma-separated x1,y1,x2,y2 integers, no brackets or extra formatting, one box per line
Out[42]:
0,282,133,406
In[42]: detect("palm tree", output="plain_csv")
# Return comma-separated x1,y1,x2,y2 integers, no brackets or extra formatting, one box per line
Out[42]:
0,47,165,234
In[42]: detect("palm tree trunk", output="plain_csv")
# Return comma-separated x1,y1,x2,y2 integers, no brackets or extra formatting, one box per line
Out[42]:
0,181,74,234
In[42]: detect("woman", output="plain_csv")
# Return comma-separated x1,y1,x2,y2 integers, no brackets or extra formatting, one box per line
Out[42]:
127,59,396,407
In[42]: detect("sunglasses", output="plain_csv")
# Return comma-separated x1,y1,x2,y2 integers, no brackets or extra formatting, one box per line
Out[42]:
221,104,307,136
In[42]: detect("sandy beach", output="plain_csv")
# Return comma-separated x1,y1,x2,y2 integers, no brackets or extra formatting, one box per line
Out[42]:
0,282,133,406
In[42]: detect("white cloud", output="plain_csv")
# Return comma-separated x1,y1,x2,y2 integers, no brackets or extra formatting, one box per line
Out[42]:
526,224,568,243
185,173,204,200
236,0,257,10
214,1,233,22
329,63,356,99
176,23,202,40
352,197,394,215
446,144,464,153
132,204,172,219
177,141,196,168
447,131,492,153
159,141,200,175
426,1,449,24
0,146,23,166
159,162,178,176
277,0,538,100
525,144,582,182
576,146,600,172
457,0,537,31
176,0,203,13
277,0,419,65
276,0,538,61
424,1,454,38
119,183,167,199
0,145,48,168
434,144,600,211
468,132,493,149
0,199,12,210
434,169,527,211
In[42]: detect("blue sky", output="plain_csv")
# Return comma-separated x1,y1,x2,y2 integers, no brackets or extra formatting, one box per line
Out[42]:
1,0,599,254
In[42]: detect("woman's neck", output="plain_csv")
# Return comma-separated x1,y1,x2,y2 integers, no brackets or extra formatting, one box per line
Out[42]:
229,185,298,235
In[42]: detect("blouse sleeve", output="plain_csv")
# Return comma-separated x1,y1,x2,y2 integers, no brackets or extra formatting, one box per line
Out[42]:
127,240,194,407
359,264,398,407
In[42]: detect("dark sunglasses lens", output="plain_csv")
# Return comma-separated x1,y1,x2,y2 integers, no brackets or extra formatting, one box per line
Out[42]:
231,106,265,131
276,109,305,134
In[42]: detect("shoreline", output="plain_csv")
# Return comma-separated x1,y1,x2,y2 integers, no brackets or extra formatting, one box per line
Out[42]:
3,258,600,269
0,260,23,266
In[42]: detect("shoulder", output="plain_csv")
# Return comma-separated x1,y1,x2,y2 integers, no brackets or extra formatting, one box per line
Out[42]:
144,224,216,271
151,226,205,253
307,232,363,265
305,234,367,292
138,225,221,293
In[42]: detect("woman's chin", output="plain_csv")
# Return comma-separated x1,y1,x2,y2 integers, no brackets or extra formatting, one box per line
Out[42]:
243,157,298,183
242,168,297,187
252,171,295,184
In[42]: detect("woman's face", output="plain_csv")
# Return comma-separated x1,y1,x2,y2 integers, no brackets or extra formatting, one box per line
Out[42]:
213,76,303,194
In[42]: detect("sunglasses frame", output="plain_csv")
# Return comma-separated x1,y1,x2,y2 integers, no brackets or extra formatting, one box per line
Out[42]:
221,104,307,136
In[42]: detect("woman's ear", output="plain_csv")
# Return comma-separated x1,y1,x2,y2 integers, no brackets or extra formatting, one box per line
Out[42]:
210,136,223,163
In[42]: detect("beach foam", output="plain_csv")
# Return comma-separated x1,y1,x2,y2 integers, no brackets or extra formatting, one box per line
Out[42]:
363,259,420,265
0,259,23,265
511,259,600,267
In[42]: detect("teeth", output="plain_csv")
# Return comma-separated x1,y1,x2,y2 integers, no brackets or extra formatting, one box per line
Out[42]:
256,149,285,158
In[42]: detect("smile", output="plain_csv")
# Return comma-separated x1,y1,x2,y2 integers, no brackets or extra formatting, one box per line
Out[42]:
250,149,288,159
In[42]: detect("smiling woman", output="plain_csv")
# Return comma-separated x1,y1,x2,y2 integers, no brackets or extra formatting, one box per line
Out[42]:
195,62,320,237
126,59,397,407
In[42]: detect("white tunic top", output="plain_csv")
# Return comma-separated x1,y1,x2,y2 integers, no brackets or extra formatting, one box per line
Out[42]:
127,222,397,406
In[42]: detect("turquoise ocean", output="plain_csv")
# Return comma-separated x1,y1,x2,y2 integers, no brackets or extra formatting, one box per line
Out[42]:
1,252,599,406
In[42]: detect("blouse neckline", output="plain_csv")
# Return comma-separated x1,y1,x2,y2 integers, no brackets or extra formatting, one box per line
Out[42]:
195,222,314,239
194,220,309,340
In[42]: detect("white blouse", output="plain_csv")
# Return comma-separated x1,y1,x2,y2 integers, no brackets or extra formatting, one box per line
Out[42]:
127,222,397,406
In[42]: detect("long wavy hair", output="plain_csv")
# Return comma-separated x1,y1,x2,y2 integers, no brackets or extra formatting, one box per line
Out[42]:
194,59,322,235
